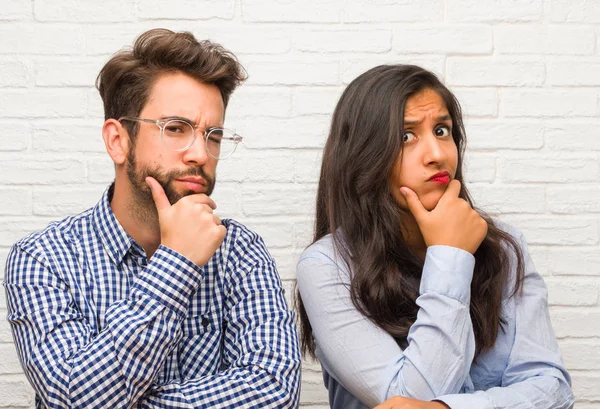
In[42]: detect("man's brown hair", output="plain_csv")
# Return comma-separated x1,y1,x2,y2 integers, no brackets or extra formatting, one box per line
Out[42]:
96,28,247,140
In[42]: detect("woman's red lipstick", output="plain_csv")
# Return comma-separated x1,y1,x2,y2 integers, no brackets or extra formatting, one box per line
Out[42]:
428,171,450,184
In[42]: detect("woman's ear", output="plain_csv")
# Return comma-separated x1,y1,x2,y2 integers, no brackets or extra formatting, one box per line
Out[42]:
102,119,130,165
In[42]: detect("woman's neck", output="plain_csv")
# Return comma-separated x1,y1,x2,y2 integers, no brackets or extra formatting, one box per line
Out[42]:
401,214,427,260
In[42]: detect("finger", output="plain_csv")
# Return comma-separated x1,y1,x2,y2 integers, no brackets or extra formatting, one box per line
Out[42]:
145,177,171,211
444,179,462,199
400,186,428,222
180,193,217,210
213,214,221,225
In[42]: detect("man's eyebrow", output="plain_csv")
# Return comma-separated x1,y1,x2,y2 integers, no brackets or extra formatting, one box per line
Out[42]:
160,115,195,123
404,115,452,125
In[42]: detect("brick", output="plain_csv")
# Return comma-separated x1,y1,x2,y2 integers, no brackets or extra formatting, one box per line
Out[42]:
295,29,391,53
35,0,134,22
205,185,240,220
550,308,600,338
0,246,9,276
138,0,234,19
547,60,600,86
217,150,296,183
0,121,31,152
560,339,600,369
393,25,493,54
269,248,304,281
341,56,444,85
87,156,114,184
464,121,544,150
235,116,330,149
528,245,549,277
294,150,323,184
463,153,497,183
550,0,600,23
499,216,598,246
0,89,87,118
241,185,316,216
35,59,104,87
0,218,54,247
0,344,23,374
87,88,104,119
341,0,443,23
446,0,543,22
546,278,599,306
242,0,340,23
240,219,294,249
83,25,146,56
548,248,600,276
0,0,31,20
193,26,292,55
495,25,595,55
545,123,600,151
293,87,343,116
33,186,104,216
499,154,598,183
452,88,498,117
0,60,30,87
300,366,329,404
0,188,32,216
0,310,14,343
569,372,600,401
446,57,544,86
468,184,545,214
502,89,598,118
294,219,315,249
226,87,292,119
0,375,35,407
243,58,339,86
33,122,105,153
0,24,84,55
0,159,86,185
548,186,600,214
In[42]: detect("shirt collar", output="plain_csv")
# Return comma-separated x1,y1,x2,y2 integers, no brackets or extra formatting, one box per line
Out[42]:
92,184,138,265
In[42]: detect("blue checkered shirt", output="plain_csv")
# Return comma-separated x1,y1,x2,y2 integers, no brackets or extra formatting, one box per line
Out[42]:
3,186,301,408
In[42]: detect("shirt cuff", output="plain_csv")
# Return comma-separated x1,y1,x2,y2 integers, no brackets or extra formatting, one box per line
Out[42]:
131,245,204,317
435,392,491,409
419,245,475,305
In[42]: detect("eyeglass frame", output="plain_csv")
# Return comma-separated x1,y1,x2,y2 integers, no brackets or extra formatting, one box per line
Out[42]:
118,116,243,160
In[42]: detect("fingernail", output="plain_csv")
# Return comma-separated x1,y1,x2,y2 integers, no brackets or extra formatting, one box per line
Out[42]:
400,187,407,197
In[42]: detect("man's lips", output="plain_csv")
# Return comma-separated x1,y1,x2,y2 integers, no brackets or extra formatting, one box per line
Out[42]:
176,177,206,191
428,171,450,184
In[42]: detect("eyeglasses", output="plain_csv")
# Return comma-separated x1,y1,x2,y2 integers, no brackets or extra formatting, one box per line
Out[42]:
119,117,243,160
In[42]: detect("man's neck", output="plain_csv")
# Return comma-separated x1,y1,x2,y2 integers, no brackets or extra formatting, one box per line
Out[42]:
110,180,161,259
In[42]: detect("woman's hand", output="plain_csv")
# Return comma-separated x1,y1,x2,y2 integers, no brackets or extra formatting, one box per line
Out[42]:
374,396,450,409
401,179,487,254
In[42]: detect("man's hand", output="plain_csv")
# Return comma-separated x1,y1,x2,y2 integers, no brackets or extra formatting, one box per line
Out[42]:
401,180,487,255
374,396,450,409
146,176,226,266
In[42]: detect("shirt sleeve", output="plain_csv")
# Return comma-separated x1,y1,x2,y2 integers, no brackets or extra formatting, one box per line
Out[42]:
434,233,574,409
3,243,203,409
296,241,477,408
133,240,302,408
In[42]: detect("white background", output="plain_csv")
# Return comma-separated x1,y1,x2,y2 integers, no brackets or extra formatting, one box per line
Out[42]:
1,0,599,407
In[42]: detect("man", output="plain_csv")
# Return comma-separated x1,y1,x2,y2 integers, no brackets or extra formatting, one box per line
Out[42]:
3,29,301,408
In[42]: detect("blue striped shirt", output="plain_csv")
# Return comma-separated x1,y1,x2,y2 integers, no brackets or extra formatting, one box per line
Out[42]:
3,185,301,408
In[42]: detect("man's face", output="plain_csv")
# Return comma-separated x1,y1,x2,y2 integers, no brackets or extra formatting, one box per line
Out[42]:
126,72,224,213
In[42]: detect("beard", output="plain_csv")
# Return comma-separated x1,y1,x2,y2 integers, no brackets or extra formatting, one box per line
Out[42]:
126,148,216,222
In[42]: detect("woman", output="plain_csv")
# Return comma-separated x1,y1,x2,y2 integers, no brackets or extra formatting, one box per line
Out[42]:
295,65,574,409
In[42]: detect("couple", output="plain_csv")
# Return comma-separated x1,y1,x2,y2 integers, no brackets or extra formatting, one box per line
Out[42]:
3,29,573,409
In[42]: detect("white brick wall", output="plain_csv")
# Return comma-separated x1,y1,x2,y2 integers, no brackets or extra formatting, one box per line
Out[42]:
0,0,599,407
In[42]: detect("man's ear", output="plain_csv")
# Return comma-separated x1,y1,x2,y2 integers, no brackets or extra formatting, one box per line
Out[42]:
102,119,130,165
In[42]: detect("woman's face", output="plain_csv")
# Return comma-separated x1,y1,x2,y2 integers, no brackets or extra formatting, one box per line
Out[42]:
390,88,458,211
